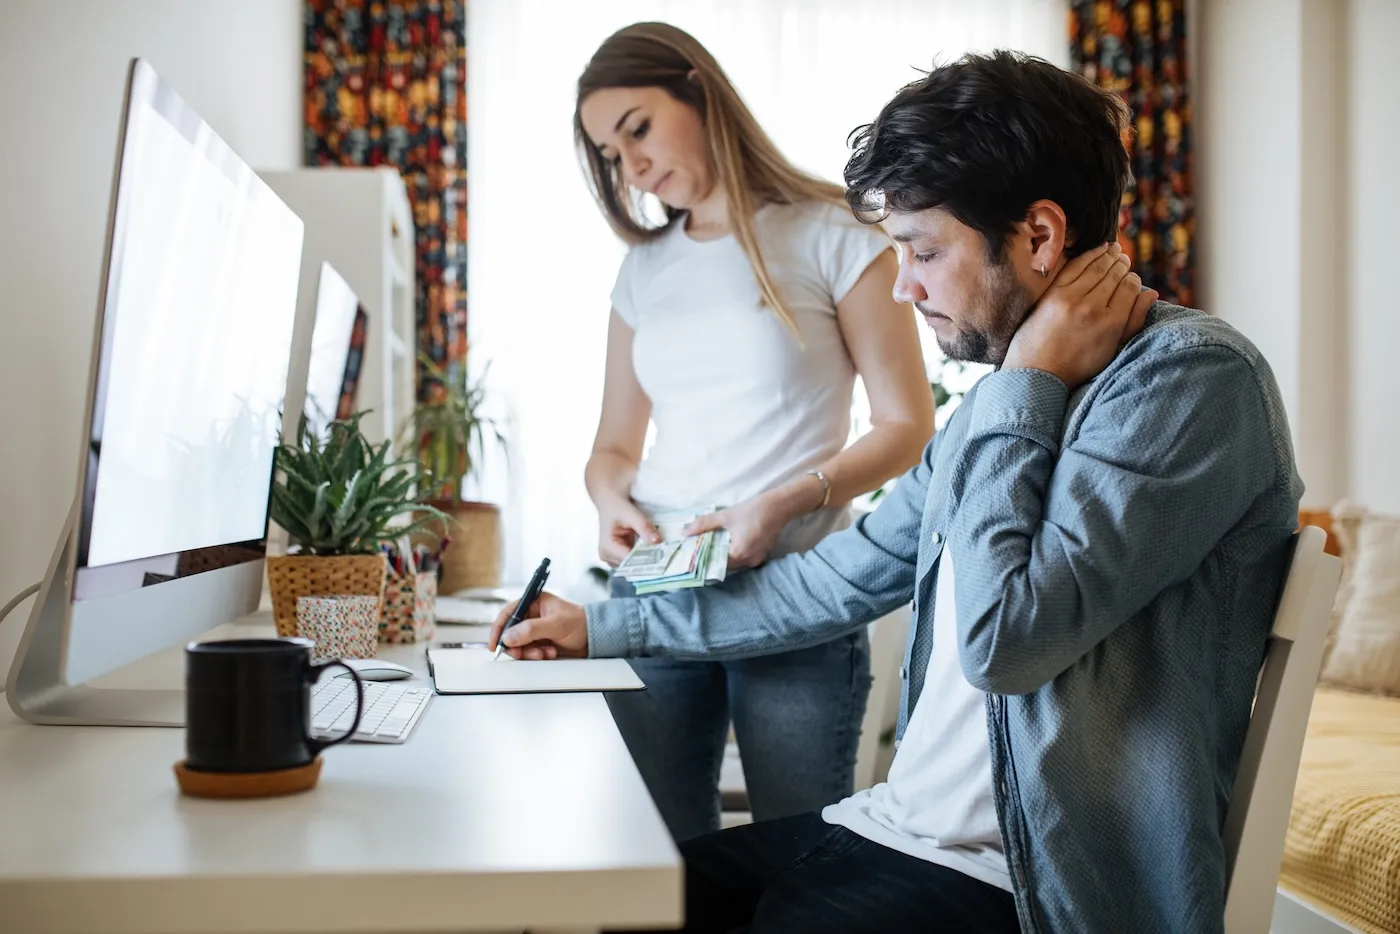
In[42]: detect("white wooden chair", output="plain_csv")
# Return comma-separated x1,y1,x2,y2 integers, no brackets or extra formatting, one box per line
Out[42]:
1222,526,1342,933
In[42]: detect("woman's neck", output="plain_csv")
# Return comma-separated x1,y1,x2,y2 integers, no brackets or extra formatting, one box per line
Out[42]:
683,184,730,240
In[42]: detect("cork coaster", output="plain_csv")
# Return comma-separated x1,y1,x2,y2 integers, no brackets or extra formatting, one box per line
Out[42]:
174,757,323,798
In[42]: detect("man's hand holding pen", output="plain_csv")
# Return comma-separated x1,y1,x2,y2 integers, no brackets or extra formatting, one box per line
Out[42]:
487,591,591,660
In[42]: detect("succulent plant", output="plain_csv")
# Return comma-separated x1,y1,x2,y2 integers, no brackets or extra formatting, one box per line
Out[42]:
270,412,449,556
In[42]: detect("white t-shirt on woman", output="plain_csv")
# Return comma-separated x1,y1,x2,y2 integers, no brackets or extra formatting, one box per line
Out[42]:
610,200,890,556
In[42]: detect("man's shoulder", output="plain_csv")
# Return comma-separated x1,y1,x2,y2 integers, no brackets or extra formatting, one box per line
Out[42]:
1128,301,1264,367
1092,302,1294,462
947,301,1285,436
1096,301,1286,409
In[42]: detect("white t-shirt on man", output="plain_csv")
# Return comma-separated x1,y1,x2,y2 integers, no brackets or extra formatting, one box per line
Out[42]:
823,548,1012,892
610,200,889,555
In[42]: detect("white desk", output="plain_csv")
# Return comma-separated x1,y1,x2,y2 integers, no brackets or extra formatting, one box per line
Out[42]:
0,612,682,934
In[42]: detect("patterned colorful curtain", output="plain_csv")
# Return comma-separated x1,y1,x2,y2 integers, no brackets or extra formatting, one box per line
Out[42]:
1070,0,1194,307
305,0,468,395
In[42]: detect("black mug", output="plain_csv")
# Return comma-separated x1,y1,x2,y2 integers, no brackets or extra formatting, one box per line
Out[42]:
184,637,364,773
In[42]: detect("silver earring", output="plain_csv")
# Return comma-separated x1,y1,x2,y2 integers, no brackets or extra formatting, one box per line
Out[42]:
1040,264,1048,277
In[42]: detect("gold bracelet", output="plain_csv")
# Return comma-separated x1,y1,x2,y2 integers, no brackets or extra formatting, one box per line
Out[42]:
807,469,831,510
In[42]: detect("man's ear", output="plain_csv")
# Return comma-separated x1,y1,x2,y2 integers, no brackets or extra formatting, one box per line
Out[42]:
1021,200,1070,278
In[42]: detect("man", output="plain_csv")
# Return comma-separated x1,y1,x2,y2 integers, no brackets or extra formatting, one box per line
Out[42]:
492,51,1302,934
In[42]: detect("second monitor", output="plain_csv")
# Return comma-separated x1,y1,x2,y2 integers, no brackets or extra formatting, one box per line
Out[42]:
303,261,367,437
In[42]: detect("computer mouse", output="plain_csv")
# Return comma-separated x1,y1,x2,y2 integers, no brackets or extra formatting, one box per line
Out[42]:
336,658,414,681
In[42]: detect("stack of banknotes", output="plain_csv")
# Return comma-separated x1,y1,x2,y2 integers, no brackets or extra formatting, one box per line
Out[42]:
616,506,729,594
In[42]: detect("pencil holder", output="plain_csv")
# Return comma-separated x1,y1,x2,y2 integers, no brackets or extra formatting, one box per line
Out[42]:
378,566,437,644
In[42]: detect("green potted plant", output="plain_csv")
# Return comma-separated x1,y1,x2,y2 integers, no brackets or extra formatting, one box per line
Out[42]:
266,411,449,637
401,354,506,594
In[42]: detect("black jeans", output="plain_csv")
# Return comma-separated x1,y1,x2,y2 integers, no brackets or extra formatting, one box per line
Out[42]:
620,811,1021,934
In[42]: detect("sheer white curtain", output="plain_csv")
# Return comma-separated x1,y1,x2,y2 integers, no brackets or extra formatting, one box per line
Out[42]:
466,0,1068,591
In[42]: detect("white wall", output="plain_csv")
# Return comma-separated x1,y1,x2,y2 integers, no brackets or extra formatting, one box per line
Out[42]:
1196,0,1305,452
1297,0,1348,506
0,1,302,677
1347,0,1400,515
1197,0,1398,513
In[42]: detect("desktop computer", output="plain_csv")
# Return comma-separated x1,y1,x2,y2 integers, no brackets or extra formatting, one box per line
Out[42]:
5,58,305,726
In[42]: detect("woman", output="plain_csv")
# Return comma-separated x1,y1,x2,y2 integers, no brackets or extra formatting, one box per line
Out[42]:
576,22,934,842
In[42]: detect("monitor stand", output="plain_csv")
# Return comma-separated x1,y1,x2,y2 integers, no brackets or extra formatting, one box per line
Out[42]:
7,508,184,727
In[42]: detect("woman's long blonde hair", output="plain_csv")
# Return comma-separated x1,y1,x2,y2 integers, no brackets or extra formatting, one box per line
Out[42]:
575,22,846,333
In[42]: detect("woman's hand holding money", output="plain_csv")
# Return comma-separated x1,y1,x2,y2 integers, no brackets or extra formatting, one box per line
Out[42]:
596,493,662,567
682,489,802,571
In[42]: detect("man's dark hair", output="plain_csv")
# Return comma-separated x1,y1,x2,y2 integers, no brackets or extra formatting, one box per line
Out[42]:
844,50,1132,259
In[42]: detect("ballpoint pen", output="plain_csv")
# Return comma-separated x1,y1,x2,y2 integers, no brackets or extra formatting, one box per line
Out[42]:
495,557,551,659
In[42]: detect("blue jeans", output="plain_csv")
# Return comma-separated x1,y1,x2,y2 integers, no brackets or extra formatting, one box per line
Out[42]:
606,576,872,842
613,811,1021,933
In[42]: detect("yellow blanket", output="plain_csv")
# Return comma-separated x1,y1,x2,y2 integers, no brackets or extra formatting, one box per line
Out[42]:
1281,688,1400,934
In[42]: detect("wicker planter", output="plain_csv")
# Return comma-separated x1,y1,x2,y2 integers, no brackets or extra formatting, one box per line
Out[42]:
434,501,502,595
265,553,388,638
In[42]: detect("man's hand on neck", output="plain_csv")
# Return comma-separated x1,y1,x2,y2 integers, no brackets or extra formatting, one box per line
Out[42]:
1002,242,1158,391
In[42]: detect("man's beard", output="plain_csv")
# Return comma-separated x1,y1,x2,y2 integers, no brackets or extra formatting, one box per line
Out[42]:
924,260,1034,366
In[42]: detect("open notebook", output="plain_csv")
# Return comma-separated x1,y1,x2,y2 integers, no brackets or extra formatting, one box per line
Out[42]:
427,646,646,695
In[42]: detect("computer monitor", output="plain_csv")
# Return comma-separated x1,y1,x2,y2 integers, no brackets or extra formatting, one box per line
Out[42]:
303,261,363,437
5,58,305,726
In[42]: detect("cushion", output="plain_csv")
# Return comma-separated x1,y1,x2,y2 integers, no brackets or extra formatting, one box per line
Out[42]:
1319,503,1400,696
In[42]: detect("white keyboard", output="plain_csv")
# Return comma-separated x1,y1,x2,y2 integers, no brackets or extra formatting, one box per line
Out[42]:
311,675,432,744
